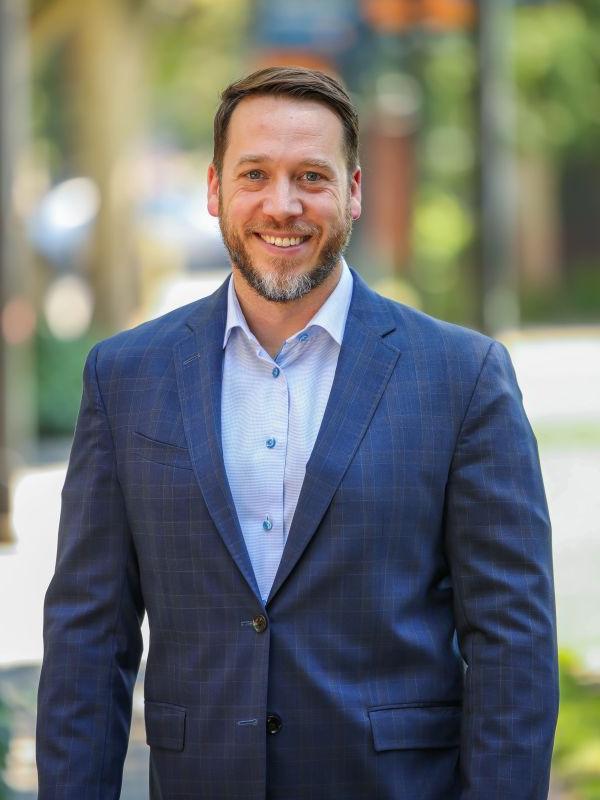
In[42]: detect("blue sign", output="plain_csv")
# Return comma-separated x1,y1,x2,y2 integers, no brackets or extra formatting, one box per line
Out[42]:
254,0,361,55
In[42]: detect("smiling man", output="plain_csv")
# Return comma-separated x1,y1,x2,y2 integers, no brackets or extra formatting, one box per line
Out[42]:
37,67,558,800
211,93,357,304
208,83,361,360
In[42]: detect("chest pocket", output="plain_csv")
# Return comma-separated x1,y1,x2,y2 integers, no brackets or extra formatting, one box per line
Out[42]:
130,430,193,470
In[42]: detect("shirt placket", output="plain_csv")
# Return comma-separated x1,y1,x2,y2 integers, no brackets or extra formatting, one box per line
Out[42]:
253,349,289,601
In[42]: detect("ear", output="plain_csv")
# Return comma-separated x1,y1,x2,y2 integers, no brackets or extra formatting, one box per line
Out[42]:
207,163,220,217
349,167,362,220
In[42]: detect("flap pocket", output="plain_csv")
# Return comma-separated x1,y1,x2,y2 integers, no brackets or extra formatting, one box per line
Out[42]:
368,704,460,752
145,701,186,751
131,431,192,470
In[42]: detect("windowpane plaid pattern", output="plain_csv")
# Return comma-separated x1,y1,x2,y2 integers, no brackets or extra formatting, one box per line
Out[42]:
37,270,558,800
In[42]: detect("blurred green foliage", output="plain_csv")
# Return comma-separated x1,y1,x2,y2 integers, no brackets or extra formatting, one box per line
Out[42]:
522,264,600,324
35,325,105,437
514,0,600,159
410,26,522,326
411,32,478,324
409,1,600,325
31,0,251,173
554,651,600,800
146,0,250,149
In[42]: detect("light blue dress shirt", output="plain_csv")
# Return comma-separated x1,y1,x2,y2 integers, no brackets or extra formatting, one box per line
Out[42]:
221,260,353,602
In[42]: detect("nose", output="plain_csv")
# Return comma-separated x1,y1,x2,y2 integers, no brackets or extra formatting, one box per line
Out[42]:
261,177,303,220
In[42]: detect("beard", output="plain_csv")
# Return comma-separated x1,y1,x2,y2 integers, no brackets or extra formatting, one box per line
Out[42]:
218,199,353,303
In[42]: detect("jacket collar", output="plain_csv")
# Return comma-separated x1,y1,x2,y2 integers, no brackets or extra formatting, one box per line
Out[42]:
183,266,397,341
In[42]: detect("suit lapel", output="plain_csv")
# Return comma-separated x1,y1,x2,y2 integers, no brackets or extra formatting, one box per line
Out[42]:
267,273,401,604
173,279,262,602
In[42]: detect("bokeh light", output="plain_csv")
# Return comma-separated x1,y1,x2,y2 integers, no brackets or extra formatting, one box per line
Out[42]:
1,297,37,346
43,275,94,340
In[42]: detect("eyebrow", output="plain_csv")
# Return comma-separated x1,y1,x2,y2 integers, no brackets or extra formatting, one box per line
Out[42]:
234,154,336,172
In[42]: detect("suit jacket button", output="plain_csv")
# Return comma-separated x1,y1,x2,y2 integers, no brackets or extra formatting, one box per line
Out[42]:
266,713,282,735
252,615,268,633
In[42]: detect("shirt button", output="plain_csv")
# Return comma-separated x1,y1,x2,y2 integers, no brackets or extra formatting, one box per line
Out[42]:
252,615,268,633
262,516,273,531
298,332,309,342
266,437,276,449
272,366,280,378
266,713,282,735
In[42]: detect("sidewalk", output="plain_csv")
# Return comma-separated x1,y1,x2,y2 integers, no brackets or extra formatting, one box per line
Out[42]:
0,450,151,798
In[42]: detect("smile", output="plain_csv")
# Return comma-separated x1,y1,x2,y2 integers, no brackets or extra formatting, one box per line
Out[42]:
258,234,308,248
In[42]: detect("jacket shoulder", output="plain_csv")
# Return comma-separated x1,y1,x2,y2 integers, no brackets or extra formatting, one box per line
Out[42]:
350,268,494,363
394,300,492,353
89,285,225,382
376,295,514,427
361,278,494,365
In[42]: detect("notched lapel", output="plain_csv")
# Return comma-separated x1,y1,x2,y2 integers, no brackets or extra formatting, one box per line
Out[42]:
173,289,261,602
267,280,401,604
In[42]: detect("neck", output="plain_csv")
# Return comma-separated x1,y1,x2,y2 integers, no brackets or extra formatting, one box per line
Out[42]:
232,262,342,358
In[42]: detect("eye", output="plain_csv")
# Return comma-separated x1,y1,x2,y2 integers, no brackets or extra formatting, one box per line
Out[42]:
303,171,322,183
245,169,263,180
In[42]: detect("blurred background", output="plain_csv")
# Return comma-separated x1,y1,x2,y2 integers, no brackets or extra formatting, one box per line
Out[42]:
0,0,599,797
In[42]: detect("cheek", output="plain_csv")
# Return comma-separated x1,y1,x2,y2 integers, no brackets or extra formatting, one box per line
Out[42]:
310,193,346,221
227,193,263,222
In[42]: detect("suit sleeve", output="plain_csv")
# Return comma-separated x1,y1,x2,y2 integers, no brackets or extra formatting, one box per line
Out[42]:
444,340,559,800
36,343,144,799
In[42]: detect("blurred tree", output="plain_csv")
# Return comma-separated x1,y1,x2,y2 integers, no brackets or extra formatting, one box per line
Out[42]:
70,0,147,330
145,0,250,149
514,0,600,307
1,0,35,538
404,0,600,324
28,0,252,434
514,0,600,160
30,0,148,330
29,0,250,333
411,31,479,323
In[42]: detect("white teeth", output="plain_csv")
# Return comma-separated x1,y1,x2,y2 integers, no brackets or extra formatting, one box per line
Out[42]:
260,234,303,247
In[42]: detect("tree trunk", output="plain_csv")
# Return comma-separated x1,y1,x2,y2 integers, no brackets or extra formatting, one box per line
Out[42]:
68,0,146,332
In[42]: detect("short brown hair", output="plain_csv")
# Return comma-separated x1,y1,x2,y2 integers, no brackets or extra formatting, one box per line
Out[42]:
213,66,359,177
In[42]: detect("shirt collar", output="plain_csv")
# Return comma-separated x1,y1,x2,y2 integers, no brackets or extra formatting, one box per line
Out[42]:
223,258,353,350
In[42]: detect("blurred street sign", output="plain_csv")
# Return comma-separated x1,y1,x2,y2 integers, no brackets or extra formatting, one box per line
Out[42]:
361,0,554,33
255,0,555,61
254,0,361,56
361,0,475,31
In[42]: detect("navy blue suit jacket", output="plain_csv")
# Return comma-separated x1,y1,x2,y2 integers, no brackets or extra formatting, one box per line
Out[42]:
37,271,558,799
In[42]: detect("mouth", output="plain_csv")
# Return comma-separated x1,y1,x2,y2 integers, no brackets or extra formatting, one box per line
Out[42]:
254,233,311,251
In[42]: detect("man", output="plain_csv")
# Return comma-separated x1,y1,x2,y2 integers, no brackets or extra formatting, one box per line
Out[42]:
37,67,558,800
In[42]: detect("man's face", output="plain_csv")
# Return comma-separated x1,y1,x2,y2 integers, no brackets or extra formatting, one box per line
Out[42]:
207,95,361,302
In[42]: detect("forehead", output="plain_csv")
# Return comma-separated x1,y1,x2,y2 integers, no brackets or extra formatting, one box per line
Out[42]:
224,95,346,168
